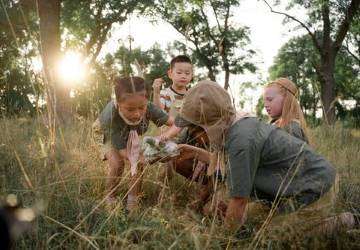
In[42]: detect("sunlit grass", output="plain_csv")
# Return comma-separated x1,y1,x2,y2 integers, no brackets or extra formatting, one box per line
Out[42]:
0,118,359,249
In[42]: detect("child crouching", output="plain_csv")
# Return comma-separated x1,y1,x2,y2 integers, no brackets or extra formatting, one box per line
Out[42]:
92,76,173,212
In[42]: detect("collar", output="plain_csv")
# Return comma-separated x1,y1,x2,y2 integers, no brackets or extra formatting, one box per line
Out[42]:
170,86,186,96
270,117,280,124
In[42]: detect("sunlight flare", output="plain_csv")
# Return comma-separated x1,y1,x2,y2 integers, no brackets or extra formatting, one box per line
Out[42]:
57,51,86,84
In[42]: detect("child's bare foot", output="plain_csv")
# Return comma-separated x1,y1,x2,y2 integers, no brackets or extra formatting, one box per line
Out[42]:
203,198,228,219
104,196,121,211
106,196,117,204
126,194,139,213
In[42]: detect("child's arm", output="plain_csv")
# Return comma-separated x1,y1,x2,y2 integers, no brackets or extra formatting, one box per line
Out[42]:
92,119,104,147
159,115,193,141
165,116,174,127
119,149,128,159
153,78,165,110
159,124,183,141
177,144,211,163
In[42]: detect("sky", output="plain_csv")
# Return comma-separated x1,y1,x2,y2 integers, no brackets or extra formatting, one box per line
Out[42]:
101,0,306,112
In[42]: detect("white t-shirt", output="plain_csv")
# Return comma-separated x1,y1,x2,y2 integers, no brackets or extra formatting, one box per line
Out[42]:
160,86,186,116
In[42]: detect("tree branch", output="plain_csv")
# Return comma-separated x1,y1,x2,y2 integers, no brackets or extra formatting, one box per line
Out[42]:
333,0,360,54
224,1,230,33
262,0,323,54
345,39,360,64
84,1,132,62
199,7,218,46
89,23,112,64
322,1,332,50
209,1,222,32
84,2,106,57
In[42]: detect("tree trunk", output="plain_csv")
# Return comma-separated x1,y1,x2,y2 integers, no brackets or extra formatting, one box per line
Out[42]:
223,67,230,90
38,0,70,123
319,55,336,124
207,67,216,81
312,86,318,120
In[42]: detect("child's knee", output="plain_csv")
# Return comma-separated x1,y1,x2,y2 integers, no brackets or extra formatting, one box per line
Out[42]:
106,150,125,168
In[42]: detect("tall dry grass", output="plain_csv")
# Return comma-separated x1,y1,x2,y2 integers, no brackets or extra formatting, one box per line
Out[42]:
0,118,359,249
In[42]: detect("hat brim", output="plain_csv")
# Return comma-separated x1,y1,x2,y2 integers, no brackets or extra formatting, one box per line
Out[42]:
203,119,227,151
174,115,193,128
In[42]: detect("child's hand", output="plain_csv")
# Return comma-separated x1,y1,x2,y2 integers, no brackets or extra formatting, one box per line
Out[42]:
224,197,247,230
177,144,194,153
153,78,164,92
177,144,211,164
157,133,168,142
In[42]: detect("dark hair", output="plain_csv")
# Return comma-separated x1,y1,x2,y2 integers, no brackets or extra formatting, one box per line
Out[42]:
170,55,192,69
114,76,147,102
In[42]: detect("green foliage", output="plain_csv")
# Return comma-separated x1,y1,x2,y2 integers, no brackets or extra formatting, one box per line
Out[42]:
280,0,358,36
269,0,359,124
0,0,156,118
151,0,256,87
61,0,151,55
269,34,359,122
106,43,170,83
0,0,42,116
343,13,359,63
237,81,262,111
334,48,360,103
269,35,320,118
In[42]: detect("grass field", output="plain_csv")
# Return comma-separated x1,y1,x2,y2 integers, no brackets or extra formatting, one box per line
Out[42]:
0,117,359,249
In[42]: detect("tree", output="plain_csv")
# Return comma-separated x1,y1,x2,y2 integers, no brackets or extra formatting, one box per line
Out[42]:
263,0,360,124
35,0,153,122
0,0,41,116
269,35,359,123
151,0,256,89
110,43,170,82
37,0,66,124
61,0,150,64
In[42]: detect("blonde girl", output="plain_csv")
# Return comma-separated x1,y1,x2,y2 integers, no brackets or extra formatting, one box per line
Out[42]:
263,78,310,143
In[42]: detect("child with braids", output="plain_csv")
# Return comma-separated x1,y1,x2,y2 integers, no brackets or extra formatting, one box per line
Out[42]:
92,76,173,211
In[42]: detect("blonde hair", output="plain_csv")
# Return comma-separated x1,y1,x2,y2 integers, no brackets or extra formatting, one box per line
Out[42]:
266,78,310,141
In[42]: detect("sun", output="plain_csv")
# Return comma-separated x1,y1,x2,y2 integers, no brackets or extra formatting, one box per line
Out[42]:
57,51,86,84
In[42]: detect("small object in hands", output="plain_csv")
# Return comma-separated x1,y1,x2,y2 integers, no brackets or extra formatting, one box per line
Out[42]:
142,136,179,163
